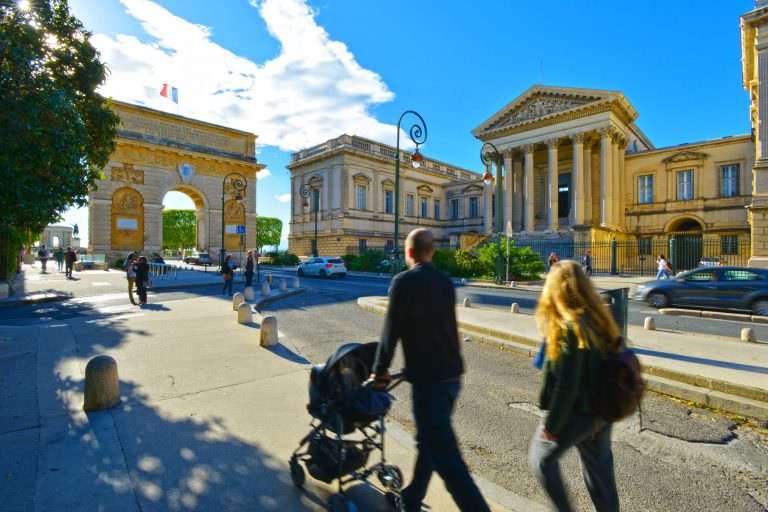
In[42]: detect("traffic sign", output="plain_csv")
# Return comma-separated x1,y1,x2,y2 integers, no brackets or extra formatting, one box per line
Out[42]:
236,225,246,234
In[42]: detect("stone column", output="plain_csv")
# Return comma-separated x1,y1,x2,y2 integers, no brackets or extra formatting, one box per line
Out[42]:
583,141,593,225
144,203,163,252
611,132,622,229
572,133,585,225
750,30,768,267
616,136,627,229
513,158,523,231
503,150,513,233
483,163,493,234
196,208,208,250
546,139,559,231
523,145,535,232
599,128,614,226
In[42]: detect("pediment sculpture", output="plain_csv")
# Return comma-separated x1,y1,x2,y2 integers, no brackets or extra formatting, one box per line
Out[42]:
662,150,709,164
110,163,144,184
488,95,598,131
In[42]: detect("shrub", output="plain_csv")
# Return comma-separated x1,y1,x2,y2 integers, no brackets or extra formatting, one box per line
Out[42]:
266,251,299,266
342,254,358,269
432,248,458,276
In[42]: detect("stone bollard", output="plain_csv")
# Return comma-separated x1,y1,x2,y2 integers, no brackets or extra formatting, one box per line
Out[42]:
510,303,519,313
237,303,252,324
292,276,300,288
260,315,278,347
84,355,120,412
232,292,245,311
244,286,255,301
279,278,287,291
510,281,516,288
267,274,273,285
741,327,756,343
261,281,271,296
463,297,471,308
644,317,656,330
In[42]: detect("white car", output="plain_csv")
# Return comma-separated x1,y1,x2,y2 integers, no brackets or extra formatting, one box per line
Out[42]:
297,257,347,278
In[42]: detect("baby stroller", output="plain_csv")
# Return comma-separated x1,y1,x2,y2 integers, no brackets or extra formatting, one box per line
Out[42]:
290,342,405,512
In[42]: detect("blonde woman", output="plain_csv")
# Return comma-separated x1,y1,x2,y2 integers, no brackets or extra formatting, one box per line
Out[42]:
529,260,621,512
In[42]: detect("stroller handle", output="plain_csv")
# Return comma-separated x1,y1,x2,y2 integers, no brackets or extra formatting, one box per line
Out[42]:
363,370,405,391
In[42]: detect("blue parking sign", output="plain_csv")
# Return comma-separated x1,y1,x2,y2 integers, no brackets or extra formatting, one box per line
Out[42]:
236,225,246,235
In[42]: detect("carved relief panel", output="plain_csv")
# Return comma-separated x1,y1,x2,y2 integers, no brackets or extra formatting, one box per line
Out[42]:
223,199,245,252
111,187,144,250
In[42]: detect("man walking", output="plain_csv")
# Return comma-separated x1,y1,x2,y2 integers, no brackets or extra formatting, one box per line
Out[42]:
245,250,255,287
124,253,138,305
38,244,49,273
64,247,77,278
582,250,593,277
370,228,490,512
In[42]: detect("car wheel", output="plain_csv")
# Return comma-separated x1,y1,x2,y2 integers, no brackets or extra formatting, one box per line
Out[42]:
648,291,670,309
337,273,346,279
752,299,768,316
297,268,304,277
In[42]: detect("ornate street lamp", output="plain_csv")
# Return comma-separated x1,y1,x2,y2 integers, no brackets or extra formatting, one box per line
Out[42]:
480,141,504,284
220,172,247,271
300,184,318,257
394,110,428,272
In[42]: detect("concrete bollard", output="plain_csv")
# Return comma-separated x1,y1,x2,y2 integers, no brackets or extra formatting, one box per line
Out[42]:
237,303,253,324
267,274,273,285
279,278,287,291
260,315,279,347
510,281,516,288
741,327,756,343
463,297,471,308
510,303,519,313
83,355,120,412
292,276,300,288
244,286,255,302
232,292,245,311
644,317,656,330
261,281,271,296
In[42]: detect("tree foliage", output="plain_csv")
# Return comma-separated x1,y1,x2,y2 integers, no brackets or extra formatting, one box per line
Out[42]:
162,210,196,249
0,0,118,235
256,216,282,251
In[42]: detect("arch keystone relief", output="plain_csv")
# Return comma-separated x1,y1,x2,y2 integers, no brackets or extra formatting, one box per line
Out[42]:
88,101,265,262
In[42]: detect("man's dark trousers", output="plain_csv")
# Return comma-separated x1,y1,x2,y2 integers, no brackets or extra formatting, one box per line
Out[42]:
401,379,491,512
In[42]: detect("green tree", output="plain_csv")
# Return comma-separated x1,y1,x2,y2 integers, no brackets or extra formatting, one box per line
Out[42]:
0,0,118,279
162,210,196,249
256,216,282,252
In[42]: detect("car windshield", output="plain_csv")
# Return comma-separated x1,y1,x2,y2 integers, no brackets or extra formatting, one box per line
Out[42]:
328,258,344,264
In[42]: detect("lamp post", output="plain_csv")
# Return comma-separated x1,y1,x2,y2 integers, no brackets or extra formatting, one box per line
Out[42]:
300,184,318,257
480,142,504,284
220,172,247,271
394,110,427,272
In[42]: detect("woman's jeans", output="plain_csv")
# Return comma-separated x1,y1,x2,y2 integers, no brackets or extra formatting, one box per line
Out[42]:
656,269,670,280
222,277,233,295
529,415,619,512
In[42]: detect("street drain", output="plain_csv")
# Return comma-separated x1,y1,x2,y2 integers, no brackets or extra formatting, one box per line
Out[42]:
508,401,545,418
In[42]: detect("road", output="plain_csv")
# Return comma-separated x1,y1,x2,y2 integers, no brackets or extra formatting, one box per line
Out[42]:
260,277,768,512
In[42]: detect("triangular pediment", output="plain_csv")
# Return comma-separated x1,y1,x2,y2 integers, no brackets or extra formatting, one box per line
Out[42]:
662,150,709,164
472,85,637,138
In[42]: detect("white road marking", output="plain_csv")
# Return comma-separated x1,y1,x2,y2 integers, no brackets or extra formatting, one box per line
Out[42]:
91,282,112,286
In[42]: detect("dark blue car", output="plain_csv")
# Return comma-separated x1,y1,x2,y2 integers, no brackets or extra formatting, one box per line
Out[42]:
634,266,768,315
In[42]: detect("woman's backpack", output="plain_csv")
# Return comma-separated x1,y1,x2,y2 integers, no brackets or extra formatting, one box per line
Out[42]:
591,340,645,423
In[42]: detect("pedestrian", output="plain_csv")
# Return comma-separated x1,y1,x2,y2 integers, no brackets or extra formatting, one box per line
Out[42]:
370,228,491,512
64,247,77,278
245,250,255,287
38,244,49,273
135,256,150,306
582,250,593,277
124,253,138,305
656,254,671,280
54,247,64,272
528,259,622,512
222,254,234,296
546,252,559,274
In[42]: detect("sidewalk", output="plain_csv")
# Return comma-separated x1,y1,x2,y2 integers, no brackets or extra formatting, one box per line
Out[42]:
358,297,768,422
0,287,533,511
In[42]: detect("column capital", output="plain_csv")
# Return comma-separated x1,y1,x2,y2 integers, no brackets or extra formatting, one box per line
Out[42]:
611,130,626,145
503,148,515,158
598,126,617,139
571,133,586,145
545,138,560,150
522,144,535,155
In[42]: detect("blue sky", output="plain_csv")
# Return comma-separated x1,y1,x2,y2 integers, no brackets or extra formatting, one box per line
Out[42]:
62,0,755,247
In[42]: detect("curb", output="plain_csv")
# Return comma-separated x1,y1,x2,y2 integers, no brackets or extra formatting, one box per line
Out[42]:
0,292,73,308
659,307,768,324
357,298,768,422
250,286,307,312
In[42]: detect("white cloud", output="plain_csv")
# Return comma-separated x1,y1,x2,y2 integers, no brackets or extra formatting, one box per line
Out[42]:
257,168,272,181
275,193,291,202
89,0,398,151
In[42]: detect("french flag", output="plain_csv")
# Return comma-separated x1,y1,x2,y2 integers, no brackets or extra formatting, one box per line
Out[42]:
159,83,178,104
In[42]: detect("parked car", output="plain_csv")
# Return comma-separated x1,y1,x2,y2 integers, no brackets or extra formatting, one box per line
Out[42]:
184,252,212,265
634,266,768,315
297,257,347,278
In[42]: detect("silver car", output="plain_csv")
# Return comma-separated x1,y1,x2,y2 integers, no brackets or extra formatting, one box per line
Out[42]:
297,257,347,278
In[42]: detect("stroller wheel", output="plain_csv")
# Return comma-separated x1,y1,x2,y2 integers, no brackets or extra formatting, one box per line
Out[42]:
377,464,404,491
289,457,305,488
327,493,358,512
385,491,405,512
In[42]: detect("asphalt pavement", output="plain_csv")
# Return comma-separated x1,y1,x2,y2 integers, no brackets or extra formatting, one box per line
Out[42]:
262,278,768,512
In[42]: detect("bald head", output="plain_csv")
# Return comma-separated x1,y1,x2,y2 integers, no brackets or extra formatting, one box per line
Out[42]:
405,228,434,266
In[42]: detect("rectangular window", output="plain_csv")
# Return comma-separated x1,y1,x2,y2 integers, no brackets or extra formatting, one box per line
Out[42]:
720,164,739,198
721,235,739,255
384,190,393,214
676,170,693,201
356,185,366,210
358,239,367,254
420,197,428,218
451,199,459,220
638,175,654,204
469,197,479,218
434,199,441,220
637,237,652,255
406,194,414,216
385,239,394,253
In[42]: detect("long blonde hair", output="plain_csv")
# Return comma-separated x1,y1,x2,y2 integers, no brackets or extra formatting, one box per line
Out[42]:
535,260,620,361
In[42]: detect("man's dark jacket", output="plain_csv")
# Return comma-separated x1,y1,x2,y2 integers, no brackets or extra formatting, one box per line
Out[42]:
373,262,464,384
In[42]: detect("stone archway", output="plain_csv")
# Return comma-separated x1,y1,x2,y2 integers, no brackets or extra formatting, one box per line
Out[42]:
162,184,210,252
666,216,703,272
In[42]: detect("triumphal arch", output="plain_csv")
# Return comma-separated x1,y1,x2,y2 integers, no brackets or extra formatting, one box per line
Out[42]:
89,101,264,262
